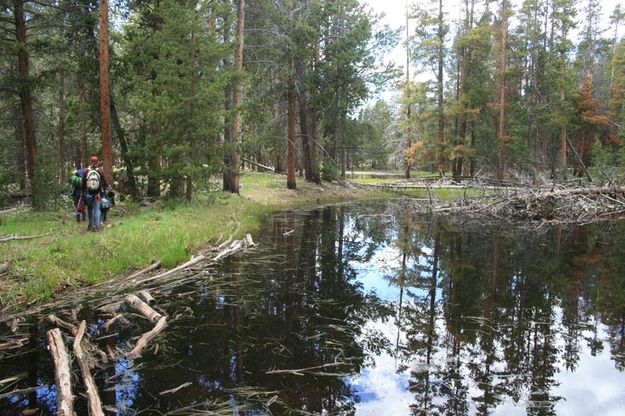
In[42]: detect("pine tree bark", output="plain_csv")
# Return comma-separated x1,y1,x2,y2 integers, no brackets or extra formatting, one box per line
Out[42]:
58,72,66,182
228,0,245,194
99,0,113,185
287,61,297,190
436,0,445,176
79,85,88,167
496,0,508,181
13,0,36,183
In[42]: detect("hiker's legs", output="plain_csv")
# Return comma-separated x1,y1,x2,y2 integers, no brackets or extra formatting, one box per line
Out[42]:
92,198,101,230
87,201,95,230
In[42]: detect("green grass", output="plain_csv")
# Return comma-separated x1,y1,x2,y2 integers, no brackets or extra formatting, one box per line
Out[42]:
0,173,383,306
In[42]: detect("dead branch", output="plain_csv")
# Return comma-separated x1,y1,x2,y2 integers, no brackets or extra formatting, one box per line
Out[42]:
134,255,206,285
265,362,348,375
128,261,161,281
0,337,28,350
101,314,126,332
46,328,74,416
138,290,155,303
125,295,162,323
0,385,46,400
47,315,78,336
159,381,192,396
73,321,104,416
126,316,167,360
0,231,51,243
0,373,26,386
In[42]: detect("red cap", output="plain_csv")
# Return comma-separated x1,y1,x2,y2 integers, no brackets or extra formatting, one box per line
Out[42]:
90,156,98,164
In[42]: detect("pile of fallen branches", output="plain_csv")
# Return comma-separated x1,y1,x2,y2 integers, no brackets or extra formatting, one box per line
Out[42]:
44,292,168,415
0,234,256,324
413,185,625,224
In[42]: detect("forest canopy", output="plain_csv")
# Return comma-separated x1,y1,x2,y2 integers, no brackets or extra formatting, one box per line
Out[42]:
2,0,625,209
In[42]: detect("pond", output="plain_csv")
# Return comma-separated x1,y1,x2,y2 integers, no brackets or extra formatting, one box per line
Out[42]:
1,200,625,415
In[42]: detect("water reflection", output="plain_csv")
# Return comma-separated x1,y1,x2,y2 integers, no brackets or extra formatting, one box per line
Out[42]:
1,201,625,415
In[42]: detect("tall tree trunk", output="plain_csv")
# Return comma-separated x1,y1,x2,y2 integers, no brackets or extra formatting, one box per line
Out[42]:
405,5,411,179
99,0,113,185
222,12,233,191
58,72,66,183
560,25,568,176
110,94,137,196
14,106,26,189
436,0,445,176
295,60,315,183
147,155,161,197
496,0,508,181
79,85,88,167
226,0,245,194
13,0,36,183
287,59,297,190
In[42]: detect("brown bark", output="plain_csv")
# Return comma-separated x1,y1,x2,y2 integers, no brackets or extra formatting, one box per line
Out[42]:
436,0,445,176
99,0,113,185
287,61,297,190
231,0,245,194
13,0,36,182
295,62,314,183
496,0,508,181
73,321,104,416
58,72,66,182
46,329,75,416
125,294,162,323
79,85,87,167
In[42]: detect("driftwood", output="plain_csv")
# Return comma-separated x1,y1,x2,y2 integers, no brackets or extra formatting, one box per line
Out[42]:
125,295,162,323
0,231,51,243
46,328,75,416
73,321,104,416
128,261,161,281
134,255,206,285
138,289,155,303
159,381,192,396
47,315,78,336
127,316,167,360
0,385,46,400
101,314,126,332
414,185,625,224
265,362,348,376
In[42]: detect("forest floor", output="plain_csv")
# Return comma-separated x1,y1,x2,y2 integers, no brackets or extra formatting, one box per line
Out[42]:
0,172,399,309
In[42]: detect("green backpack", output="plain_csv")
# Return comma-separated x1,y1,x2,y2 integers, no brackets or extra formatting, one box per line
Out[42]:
70,175,82,187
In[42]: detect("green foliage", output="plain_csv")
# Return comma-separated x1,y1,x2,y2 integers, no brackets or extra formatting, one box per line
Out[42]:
321,162,341,182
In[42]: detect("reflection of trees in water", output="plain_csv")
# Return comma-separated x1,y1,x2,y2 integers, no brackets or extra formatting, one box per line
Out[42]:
385,205,625,415
2,204,625,414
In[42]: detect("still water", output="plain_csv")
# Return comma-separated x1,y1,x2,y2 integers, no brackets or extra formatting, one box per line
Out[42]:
2,201,625,415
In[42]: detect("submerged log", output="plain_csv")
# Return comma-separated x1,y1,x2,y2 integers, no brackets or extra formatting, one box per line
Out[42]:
127,316,167,360
46,328,74,416
125,294,162,323
73,321,104,416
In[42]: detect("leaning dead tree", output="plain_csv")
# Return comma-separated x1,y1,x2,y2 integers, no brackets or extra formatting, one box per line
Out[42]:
412,186,625,224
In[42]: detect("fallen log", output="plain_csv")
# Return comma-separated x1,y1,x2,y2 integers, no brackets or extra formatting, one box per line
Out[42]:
0,231,51,243
47,315,78,336
134,255,206,285
138,290,155,303
159,381,192,396
73,321,104,416
127,316,167,360
128,261,161,281
101,314,126,332
46,328,74,416
125,295,162,323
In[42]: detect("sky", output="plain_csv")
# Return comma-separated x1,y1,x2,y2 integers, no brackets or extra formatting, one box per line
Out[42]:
362,0,625,104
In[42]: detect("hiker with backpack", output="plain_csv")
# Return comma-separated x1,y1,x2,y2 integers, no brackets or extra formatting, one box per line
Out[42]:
82,156,108,231
69,169,86,222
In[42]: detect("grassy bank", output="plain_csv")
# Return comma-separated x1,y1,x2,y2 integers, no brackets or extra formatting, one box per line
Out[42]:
0,173,387,306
